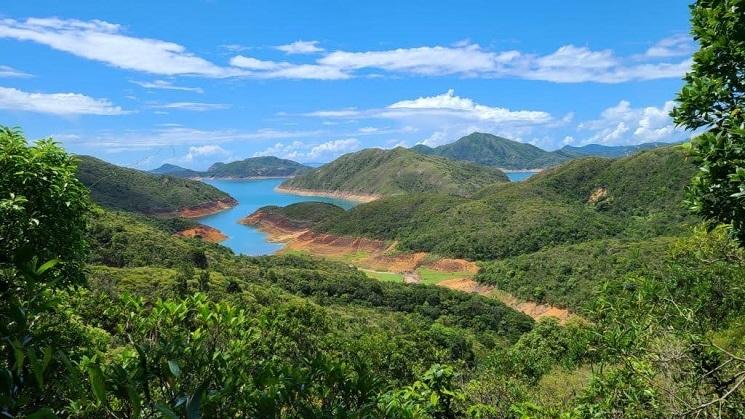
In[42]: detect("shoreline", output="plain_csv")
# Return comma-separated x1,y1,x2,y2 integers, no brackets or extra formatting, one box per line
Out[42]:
174,224,228,243
275,185,381,203
190,175,295,181
177,197,238,218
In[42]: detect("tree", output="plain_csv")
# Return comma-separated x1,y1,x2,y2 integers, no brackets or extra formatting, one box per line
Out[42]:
0,127,92,415
672,0,745,244
175,263,194,297
198,269,210,292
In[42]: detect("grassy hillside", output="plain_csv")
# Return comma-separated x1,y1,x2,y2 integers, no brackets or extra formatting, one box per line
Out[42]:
273,146,697,260
412,132,570,170
281,147,509,197
149,163,201,177
76,155,236,215
207,156,309,177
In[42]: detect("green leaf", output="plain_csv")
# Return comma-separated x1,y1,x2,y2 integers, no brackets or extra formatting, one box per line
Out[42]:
87,364,107,404
154,403,179,419
167,360,182,378
35,258,60,276
126,384,142,419
26,408,58,419
186,381,208,419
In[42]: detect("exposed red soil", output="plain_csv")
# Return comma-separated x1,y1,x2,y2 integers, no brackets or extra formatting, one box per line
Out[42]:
174,225,227,243
177,198,238,218
438,278,572,323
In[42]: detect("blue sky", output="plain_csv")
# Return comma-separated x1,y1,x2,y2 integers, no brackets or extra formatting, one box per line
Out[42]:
0,1,695,169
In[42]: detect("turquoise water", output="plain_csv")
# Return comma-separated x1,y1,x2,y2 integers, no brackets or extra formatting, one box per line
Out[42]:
197,178,356,256
505,171,537,182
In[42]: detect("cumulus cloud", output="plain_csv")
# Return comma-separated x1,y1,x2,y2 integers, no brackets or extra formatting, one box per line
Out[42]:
131,80,203,93
0,86,127,115
254,138,361,162
577,100,684,145
0,17,243,77
276,40,324,54
386,89,552,123
0,65,31,78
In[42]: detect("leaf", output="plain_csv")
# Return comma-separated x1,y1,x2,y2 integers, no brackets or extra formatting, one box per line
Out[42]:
186,381,208,419
126,384,142,419
154,403,179,419
87,365,107,405
35,258,59,276
167,360,181,378
26,408,58,419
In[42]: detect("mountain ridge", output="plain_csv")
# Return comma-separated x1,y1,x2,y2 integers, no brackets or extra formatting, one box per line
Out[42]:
280,146,510,198
151,156,310,178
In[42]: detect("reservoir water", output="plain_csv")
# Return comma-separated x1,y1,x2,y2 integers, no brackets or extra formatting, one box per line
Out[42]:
197,178,356,256
199,172,534,256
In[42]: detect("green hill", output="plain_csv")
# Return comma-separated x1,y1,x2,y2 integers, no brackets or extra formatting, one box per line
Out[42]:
150,156,309,178
412,132,570,170
272,146,697,260
76,155,236,215
280,147,509,197
206,156,309,177
150,163,201,178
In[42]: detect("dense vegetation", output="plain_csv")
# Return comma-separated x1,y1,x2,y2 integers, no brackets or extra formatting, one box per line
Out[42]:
76,155,236,215
276,146,697,260
281,147,509,197
151,156,309,178
672,0,745,244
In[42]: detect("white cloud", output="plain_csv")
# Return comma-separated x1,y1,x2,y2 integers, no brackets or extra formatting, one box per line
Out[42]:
0,65,31,78
181,144,228,162
577,100,684,145
318,43,508,76
229,55,349,79
386,89,552,123
314,41,690,83
0,86,127,115
0,17,243,77
644,34,694,58
276,40,324,54
150,102,229,111
254,138,361,162
131,80,203,93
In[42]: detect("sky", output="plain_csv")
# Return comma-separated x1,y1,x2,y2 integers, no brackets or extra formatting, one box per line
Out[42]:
0,1,696,170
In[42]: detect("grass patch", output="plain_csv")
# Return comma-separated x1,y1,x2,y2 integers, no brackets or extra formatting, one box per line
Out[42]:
416,268,474,285
362,269,403,283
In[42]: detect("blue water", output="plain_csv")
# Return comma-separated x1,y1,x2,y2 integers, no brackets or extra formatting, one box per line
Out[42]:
197,178,356,256
505,171,538,182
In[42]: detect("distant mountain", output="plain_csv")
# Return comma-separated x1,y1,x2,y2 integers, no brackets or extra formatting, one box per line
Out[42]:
150,163,201,178
206,156,309,178
557,142,672,158
412,132,570,170
280,147,509,198
150,156,309,178
412,132,673,170
77,156,236,216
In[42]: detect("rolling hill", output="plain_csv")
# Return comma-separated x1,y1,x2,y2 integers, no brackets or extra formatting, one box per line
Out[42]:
150,156,310,178
76,155,236,216
411,132,570,170
267,146,697,260
412,132,673,170
280,147,509,198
